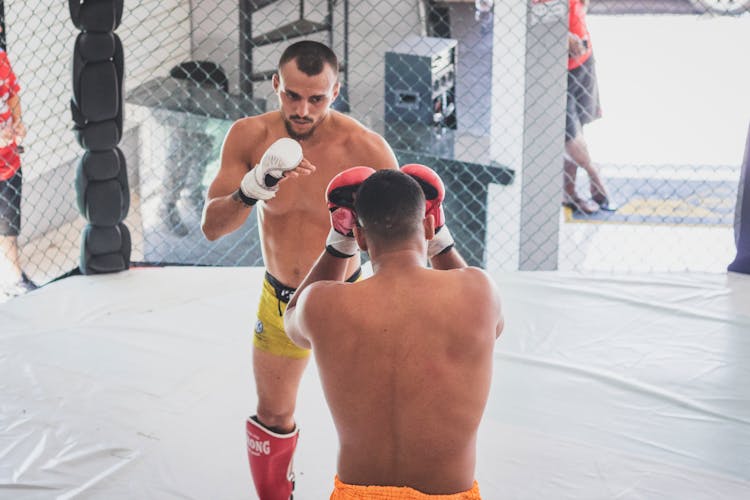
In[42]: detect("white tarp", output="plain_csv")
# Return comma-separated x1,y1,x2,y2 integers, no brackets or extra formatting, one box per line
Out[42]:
1,267,749,499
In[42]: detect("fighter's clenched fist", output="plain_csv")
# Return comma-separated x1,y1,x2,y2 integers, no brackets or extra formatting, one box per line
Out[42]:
237,137,305,205
325,166,376,258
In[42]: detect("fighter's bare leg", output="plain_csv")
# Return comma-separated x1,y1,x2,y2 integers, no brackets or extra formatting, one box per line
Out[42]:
248,348,306,499
253,347,310,433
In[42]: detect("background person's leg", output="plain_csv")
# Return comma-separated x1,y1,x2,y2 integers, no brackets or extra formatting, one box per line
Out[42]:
0,170,35,295
0,235,36,296
564,68,602,215
565,134,613,210
563,137,600,214
0,234,22,282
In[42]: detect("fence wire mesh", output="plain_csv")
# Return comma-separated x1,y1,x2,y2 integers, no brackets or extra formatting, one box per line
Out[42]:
1,0,748,300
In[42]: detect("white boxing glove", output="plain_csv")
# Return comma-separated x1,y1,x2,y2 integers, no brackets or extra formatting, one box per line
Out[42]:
238,138,303,205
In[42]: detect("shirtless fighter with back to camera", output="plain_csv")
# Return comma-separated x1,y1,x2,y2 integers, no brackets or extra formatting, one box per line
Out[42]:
285,166,503,499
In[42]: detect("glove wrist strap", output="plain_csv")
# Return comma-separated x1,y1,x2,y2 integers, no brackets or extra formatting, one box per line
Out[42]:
326,229,358,258
236,188,258,207
428,225,455,258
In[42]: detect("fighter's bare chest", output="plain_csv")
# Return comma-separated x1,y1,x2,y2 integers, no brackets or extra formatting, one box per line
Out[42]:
264,164,347,214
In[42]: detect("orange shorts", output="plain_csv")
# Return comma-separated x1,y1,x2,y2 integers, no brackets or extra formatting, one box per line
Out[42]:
330,476,481,499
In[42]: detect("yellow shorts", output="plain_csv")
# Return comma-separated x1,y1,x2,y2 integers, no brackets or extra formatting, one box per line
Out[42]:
331,476,481,499
253,270,361,359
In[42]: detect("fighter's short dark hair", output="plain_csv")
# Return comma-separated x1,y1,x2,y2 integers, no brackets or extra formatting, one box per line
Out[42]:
354,170,425,245
279,41,339,76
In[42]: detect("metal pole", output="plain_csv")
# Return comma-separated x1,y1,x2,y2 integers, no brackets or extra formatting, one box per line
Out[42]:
239,0,253,97
344,0,349,109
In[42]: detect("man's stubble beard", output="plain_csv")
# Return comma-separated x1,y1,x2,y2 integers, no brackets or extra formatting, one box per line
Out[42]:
282,110,328,141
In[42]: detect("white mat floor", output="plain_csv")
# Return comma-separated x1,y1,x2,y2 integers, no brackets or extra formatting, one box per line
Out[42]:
1,266,749,499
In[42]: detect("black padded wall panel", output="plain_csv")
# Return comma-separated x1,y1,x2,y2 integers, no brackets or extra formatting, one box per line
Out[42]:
69,0,130,275
81,223,132,273
69,0,123,32
74,119,121,151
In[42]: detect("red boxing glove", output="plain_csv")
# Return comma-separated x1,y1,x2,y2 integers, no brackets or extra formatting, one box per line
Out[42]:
401,163,455,257
325,166,376,258
401,163,446,228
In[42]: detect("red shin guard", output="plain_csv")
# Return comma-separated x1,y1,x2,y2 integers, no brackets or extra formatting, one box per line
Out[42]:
246,416,299,500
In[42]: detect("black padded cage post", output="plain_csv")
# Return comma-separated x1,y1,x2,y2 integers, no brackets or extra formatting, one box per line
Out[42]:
0,1,6,51
69,0,131,275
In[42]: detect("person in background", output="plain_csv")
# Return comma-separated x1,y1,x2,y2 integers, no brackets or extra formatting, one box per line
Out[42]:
0,36,36,299
563,0,615,214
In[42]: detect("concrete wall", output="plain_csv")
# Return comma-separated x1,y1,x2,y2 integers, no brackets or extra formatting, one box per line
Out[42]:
122,0,193,92
189,0,423,130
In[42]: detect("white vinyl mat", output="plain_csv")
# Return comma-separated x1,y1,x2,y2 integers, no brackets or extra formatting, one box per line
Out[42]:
1,266,749,499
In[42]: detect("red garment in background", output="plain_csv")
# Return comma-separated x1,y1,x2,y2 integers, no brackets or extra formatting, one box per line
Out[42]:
568,0,593,70
0,49,21,181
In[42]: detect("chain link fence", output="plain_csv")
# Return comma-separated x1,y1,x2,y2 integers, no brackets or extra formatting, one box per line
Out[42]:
1,0,748,300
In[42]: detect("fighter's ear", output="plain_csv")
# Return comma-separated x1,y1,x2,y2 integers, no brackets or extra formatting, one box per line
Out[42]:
331,80,340,102
423,214,436,241
353,223,368,252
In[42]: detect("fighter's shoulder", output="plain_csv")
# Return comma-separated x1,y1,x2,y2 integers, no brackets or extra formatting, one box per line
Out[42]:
301,279,352,302
441,267,501,323
447,266,499,295
334,113,395,165
225,112,279,145
296,280,352,322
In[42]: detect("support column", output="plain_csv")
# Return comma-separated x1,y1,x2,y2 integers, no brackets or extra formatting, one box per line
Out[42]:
488,0,568,270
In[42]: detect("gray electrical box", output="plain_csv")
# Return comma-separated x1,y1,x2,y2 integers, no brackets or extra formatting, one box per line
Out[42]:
385,35,457,157
385,35,458,129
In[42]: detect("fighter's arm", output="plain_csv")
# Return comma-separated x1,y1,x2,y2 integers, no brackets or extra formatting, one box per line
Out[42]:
201,121,260,240
285,252,348,349
430,247,467,270
201,121,315,240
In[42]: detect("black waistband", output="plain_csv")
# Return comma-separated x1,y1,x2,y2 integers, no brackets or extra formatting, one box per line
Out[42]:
265,268,362,303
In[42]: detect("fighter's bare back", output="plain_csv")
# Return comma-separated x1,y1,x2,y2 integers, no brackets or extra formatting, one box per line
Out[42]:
301,264,502,493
